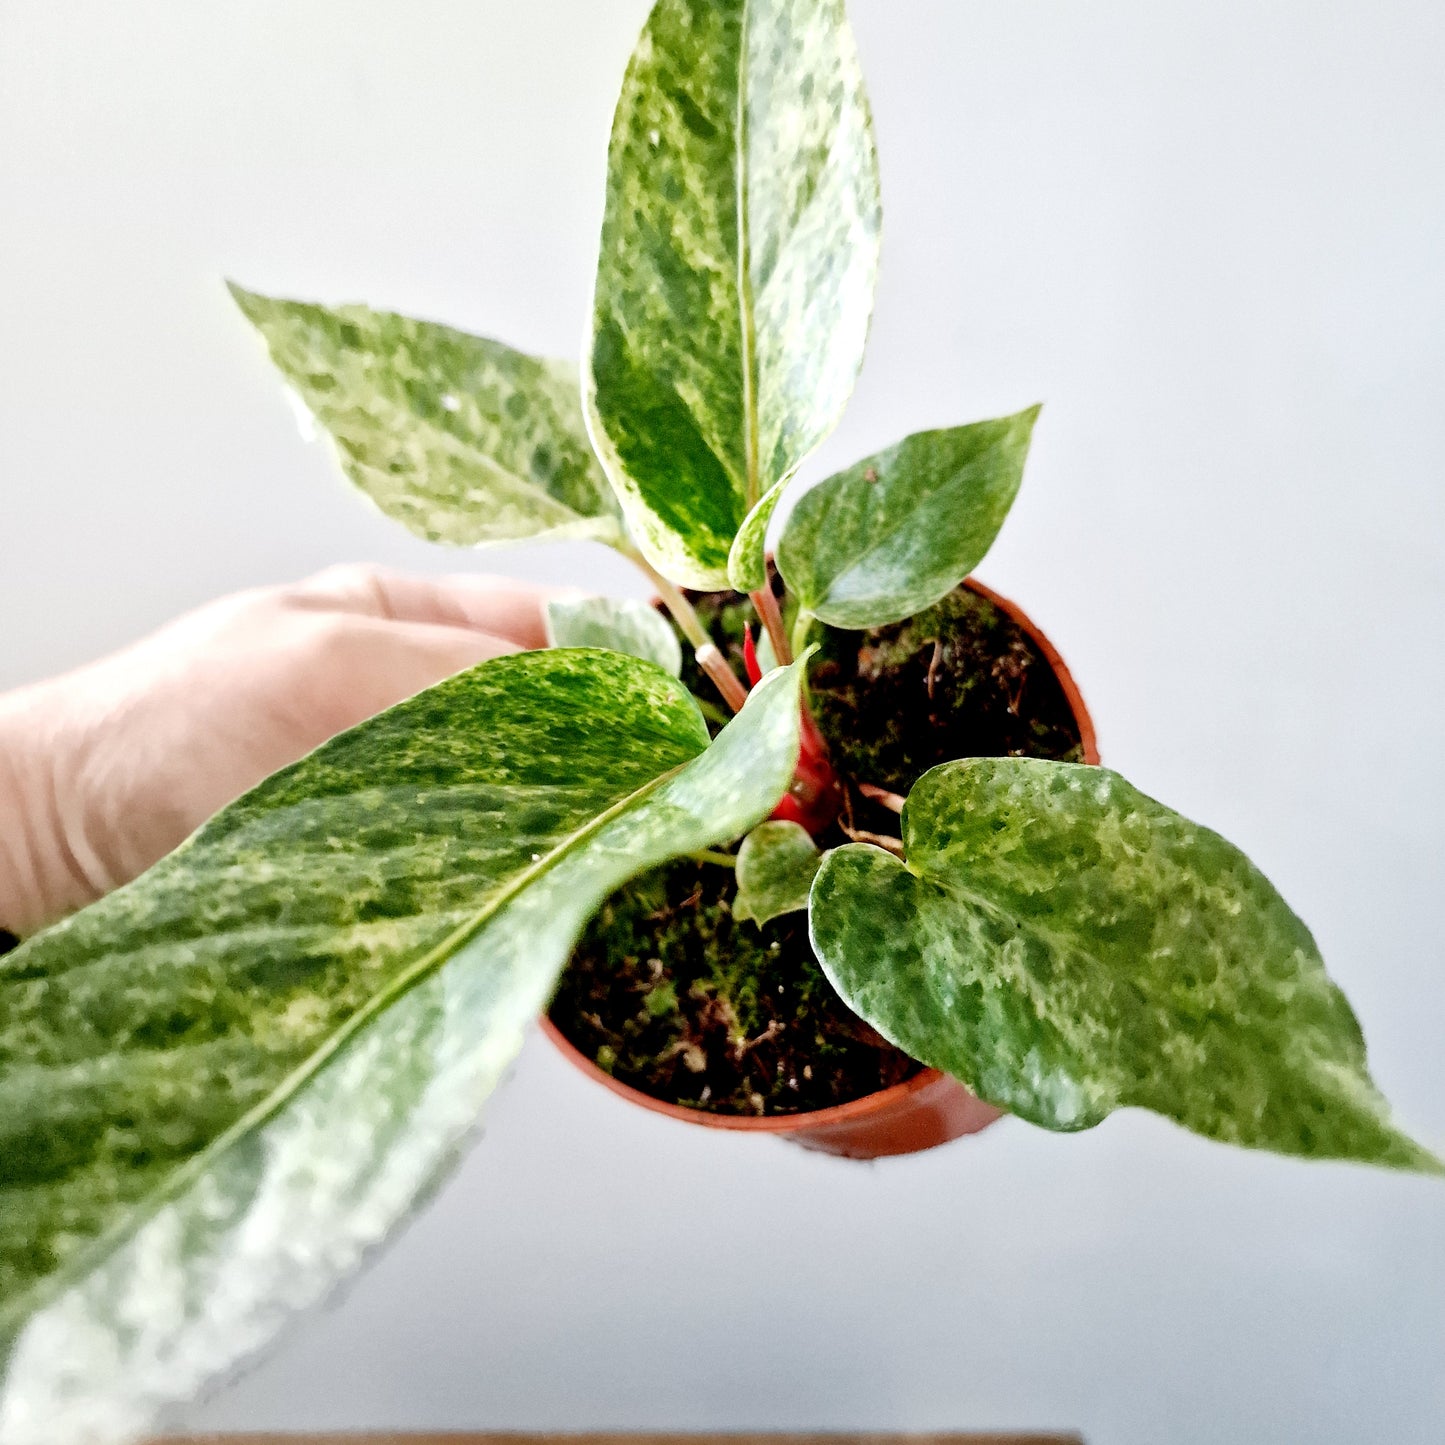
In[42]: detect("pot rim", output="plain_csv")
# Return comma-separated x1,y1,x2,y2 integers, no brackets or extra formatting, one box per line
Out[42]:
542,574,1098,1132
539,1013,952,1133
965,575,1100,768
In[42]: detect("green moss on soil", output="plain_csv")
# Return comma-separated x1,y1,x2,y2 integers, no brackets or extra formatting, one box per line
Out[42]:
547,577,1087,1116
809,585,1086,795
549,859,917,1116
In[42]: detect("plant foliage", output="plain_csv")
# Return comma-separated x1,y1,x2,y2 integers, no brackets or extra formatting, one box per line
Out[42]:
1,0,1435,1438
0,654,806,1439
810,760,1440,1171
586,0,881,588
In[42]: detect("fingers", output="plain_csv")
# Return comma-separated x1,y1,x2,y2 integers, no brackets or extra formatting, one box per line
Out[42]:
307,616,526,733
378,617,524,687
293,564,564,650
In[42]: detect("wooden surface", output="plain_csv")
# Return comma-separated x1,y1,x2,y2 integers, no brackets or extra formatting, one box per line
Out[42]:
157,1433,1084,1444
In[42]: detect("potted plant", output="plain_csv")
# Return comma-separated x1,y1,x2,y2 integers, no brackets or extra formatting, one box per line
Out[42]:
0,1,1436,1441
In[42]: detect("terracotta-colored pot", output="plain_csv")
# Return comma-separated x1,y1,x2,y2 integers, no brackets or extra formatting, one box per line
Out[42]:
542,577,1099,1160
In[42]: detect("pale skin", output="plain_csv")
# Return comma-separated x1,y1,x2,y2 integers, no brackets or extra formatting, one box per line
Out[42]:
0,565,559,938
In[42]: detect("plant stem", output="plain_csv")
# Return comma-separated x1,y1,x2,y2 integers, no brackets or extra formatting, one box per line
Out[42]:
696,644,750,712
750,585,792,665
623,546,749,713
791,606,816,662
690,849,737,868
694,696,733,729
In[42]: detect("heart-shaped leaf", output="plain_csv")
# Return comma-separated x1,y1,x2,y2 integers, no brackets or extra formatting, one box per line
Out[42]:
735,820,824,926
776,408,1039,629
587,0,881,589
545,595,683,676
810,758,1440,1171
230,285,624,548
0,652,806,1442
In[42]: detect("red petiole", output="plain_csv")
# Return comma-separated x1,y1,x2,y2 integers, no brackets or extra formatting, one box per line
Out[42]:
744,627,842,835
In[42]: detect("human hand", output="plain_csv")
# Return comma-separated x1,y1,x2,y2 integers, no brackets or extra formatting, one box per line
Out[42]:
0,565,557,937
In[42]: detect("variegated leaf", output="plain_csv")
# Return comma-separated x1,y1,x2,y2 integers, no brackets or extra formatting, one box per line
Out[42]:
0,652,807,1443
588,0,881,589
734,820,824,926
777,408,1039,629
810,758,1441,1171
728,477,789,594
545,594,682,676
230,285,624,548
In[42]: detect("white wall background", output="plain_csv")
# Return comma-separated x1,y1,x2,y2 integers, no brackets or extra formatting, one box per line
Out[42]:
2,2,1443,1441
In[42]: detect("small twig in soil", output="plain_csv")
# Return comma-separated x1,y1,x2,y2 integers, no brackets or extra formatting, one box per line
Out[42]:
856,781,906,814
732,1018,783,1061
837,819,906,858
1005,674,1025,717
926,636,944,699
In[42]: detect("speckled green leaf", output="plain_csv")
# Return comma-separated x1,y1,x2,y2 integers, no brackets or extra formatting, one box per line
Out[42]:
735,820,824,926
810,758,1441,1171
587,0,882,589
230,284,624,548
728,477,789,593
776,408,1039,629
545,595,682,676
0,652,806,1443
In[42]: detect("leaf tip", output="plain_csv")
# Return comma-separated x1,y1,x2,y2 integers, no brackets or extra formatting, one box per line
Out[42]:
1396,1136,1445,1177
224,277,262,317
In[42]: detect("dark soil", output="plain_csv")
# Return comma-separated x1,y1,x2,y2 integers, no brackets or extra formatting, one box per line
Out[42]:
547,576,1086,1117
547,859,918,1115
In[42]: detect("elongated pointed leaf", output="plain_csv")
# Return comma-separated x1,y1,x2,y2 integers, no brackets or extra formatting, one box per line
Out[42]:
728,477,789,594
588,0,881,589
735,820,824,926
777,408,1039,629
230,285,624,548
810,758,1440,1172
545,594,683,676
0,652,806,1442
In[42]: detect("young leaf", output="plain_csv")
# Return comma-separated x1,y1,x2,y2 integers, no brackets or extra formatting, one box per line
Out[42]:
545,594,683,676
0,651,806,1442
229,285,625,548
587,0,882,589
735,820,825,926
776,407,1040,629
809,758,1441,1172
728,477,789,594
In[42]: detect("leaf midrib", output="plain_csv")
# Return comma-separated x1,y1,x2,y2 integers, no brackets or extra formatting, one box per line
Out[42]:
0,759,689,1344
735,0,761,511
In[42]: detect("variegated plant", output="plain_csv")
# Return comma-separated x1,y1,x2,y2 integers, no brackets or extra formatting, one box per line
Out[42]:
0,0,1436,1440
